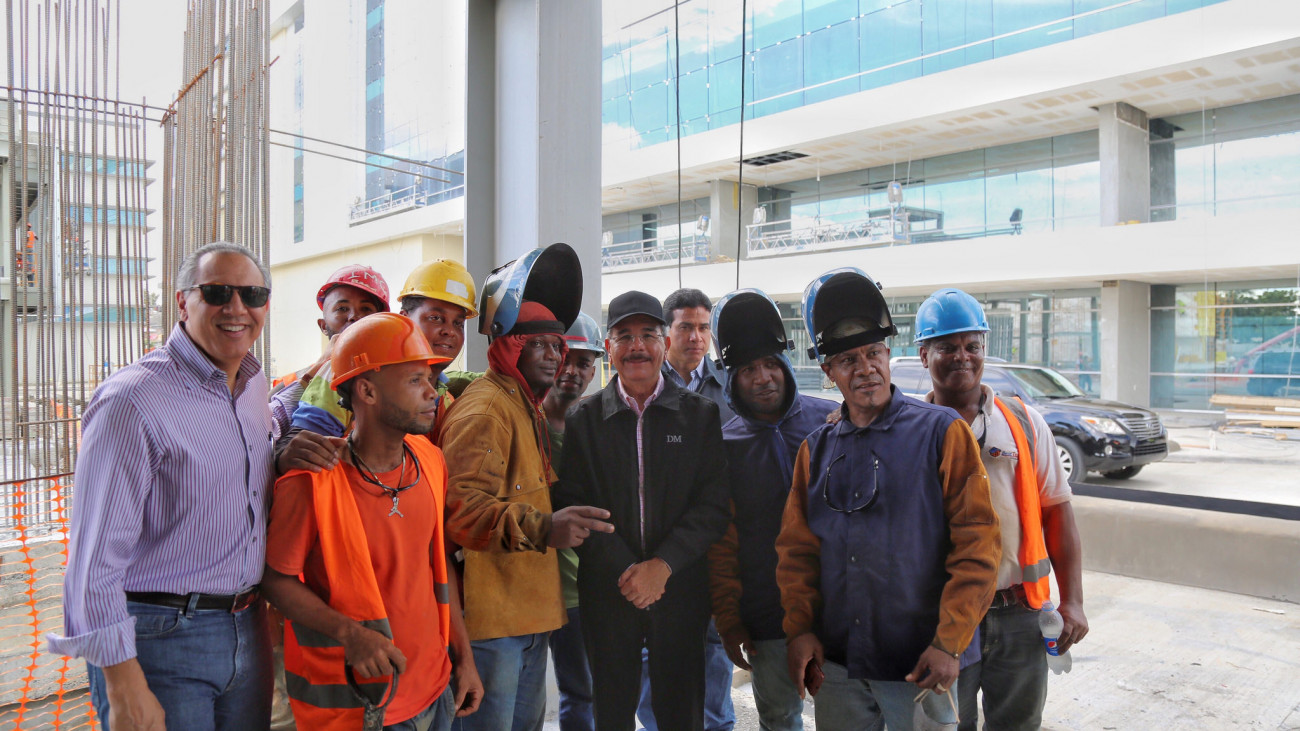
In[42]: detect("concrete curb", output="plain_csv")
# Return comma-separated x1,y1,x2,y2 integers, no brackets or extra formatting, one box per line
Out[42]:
1073,495,1300,603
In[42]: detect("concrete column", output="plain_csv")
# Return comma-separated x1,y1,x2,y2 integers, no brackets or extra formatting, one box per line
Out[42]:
464,0,602,368
1149,118,1177,223
708,179,758,261
1098,102,1151,226
1100,279,1151,407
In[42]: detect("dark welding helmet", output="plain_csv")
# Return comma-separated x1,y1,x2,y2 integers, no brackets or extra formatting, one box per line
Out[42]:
801,267,896,362
711,288,792,369
478,242,583,341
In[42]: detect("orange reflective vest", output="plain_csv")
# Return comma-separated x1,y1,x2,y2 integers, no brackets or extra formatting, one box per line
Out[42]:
993,396,1053,609
282,435,452,731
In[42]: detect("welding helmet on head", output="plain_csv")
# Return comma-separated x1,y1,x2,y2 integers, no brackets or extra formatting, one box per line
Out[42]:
914,288,989,343
478,243,583,342
801,267,896,362
564,312,605,356
398,259,479,318
711,288,792,369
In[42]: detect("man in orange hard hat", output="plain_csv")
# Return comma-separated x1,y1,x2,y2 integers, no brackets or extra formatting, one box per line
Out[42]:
263,312,483,731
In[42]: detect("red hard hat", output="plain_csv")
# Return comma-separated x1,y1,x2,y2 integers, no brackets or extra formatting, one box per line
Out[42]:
317,265,391,312
331,313,450,388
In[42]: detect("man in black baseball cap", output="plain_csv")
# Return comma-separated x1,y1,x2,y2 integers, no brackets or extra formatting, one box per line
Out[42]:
554,290,730,731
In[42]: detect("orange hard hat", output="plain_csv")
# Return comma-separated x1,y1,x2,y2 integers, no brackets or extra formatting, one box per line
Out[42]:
330,312,450,388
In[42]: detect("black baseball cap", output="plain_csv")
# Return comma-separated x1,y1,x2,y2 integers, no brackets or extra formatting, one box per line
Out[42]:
607,291,666,330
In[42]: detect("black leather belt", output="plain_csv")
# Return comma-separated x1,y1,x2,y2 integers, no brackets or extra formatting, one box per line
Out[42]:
126,588,260,613
988,586,1027,610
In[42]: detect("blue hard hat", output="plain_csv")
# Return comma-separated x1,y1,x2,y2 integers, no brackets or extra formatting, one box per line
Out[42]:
711,288,792,368
564,311,605,356
802,267,896,362
478,243,583,342
913,288,989,343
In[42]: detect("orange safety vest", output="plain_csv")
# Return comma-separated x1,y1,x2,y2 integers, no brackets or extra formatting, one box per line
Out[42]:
282,435,453,731
993,396,1053,609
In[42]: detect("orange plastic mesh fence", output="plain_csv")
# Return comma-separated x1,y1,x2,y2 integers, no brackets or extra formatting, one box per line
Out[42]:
0,477,98,729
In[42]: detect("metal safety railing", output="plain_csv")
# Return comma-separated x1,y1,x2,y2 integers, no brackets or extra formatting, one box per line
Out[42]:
747,210,912,257
601,235,711,270
348,182,467,222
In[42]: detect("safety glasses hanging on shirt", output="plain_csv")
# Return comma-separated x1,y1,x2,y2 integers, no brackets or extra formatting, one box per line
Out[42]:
821,451,880,513
187,283,271,308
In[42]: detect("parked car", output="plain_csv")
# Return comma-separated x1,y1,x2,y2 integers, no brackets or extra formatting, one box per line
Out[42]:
1242,349,1300,397
890,357,1168,486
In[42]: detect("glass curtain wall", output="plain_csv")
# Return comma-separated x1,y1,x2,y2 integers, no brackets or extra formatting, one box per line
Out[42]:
1151,281,1300,409
602,0,1228,153
1150,94,1300,222
361,0,466,216
752,131,1100,249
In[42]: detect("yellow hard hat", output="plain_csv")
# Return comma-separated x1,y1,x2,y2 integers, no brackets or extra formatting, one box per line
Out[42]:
398,259,479,318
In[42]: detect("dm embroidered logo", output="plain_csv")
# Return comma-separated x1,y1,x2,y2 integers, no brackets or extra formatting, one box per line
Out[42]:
666,435,682,443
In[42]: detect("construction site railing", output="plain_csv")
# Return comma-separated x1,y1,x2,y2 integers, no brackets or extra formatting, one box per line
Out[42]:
601,236,711,270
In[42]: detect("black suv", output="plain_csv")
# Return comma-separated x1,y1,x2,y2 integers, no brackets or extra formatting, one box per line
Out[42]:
889,357,1168,486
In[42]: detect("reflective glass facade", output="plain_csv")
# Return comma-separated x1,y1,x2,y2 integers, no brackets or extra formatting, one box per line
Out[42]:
1151,281,1300,409
761,131,1099,242
362,0,465,210
603,0,1228,151
1150,94,1300,222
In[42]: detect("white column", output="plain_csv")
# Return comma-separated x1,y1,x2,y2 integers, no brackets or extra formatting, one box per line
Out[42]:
465,0,602,368
1100,279,1151,407
1098,102,1151,227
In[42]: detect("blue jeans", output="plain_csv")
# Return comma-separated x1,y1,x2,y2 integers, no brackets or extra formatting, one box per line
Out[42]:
387,685,456,731
89,600,272,731
549,607,594,731
747,639,803,731
814,660,957,731
635,620,734,731
454,633,548,731
957,604,1048,731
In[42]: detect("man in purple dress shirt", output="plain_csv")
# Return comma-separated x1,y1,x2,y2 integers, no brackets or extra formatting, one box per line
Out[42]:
49,242,297,731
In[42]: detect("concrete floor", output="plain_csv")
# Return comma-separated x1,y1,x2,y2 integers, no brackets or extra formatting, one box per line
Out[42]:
2,426,1292,729
1128,425,1300,506
542,424,1300,730
543,570,1300,730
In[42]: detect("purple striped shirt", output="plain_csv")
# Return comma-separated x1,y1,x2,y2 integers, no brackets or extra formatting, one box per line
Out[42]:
615,373,664,554
47,324,291,668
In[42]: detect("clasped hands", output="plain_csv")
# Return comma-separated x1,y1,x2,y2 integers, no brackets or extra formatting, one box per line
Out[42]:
618,558,671,609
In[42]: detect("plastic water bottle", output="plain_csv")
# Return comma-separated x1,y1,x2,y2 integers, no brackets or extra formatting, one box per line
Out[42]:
1038,601,1073,674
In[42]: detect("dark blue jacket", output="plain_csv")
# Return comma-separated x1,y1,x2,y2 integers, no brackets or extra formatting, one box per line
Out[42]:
776,387,999,680
711,354,836,642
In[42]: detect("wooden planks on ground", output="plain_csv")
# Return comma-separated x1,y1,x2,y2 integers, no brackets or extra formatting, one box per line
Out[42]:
1212,393,1300,429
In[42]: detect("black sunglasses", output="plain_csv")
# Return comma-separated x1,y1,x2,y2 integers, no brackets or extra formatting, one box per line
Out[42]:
187,284,271,308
